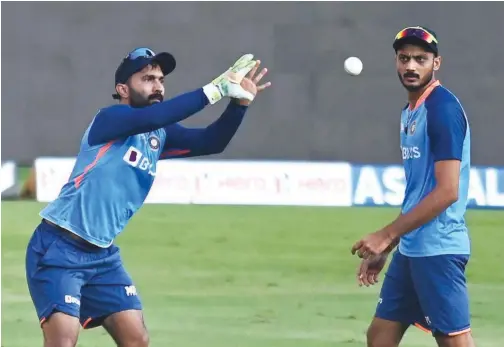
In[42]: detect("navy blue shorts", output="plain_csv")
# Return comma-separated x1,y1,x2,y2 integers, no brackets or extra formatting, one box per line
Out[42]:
375,251,471,336
25,221,142,329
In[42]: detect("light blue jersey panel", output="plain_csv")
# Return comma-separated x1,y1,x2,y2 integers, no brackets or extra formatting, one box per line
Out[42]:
399,82,471,257
40,116,168,248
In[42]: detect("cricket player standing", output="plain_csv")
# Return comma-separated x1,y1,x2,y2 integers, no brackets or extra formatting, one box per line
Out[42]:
352,26,475,347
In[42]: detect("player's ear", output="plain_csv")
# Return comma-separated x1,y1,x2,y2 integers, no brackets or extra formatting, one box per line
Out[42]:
116,84,129,99
433,55,442,71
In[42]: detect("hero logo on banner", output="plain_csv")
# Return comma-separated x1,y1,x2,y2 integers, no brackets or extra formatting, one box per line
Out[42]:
34,158,352,206
33,157,503,209
193,161,353,206
352,165,504,208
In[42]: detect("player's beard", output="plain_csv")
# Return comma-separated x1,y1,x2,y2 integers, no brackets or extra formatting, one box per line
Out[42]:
398,70,434,92
128,88,164,108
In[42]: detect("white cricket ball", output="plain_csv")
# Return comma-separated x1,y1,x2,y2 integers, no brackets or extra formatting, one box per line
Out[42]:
344,56,363,76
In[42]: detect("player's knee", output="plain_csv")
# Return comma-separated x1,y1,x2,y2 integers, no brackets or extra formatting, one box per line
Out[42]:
367,323,385,347
435,331,475,347
134,330,150,347
118,330,149,347
366,319,402,347
43,335,78,347
366,326,383,347
42,312,80,347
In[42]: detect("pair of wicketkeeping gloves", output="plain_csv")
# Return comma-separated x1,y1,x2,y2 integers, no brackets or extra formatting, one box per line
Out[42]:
202,54,258,105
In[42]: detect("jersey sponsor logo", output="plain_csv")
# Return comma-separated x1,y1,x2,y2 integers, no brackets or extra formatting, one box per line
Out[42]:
64,295,81,306
123,146,156,176
401,146,421,160
124,285,138,296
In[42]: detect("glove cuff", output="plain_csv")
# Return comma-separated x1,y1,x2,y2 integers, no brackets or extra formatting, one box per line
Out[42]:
202,83,222,105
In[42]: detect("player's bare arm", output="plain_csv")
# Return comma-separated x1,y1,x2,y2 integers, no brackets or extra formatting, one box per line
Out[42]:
384,160,460,234
352,98,467,259
352,160,460,259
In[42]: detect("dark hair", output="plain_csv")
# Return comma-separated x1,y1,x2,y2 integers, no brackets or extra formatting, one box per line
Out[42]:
112,62,161,101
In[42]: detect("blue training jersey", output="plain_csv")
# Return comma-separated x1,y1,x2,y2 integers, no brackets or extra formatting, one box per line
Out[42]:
398,81,471,257
39,89,247,248
40,125,164,247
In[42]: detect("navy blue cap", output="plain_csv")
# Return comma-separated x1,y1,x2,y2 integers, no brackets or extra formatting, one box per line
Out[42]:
113,47,176,99
393,26,439,56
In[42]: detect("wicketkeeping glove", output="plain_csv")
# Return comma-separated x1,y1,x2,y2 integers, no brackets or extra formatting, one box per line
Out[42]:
203,54,257,105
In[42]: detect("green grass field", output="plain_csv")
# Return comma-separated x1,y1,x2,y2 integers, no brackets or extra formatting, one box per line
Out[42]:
2,201,503,346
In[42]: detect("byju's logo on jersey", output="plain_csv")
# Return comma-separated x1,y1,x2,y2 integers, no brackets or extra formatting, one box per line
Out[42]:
123,146,156,176
401,146,421,160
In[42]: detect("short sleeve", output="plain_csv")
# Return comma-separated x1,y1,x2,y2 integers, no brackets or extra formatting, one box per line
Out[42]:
426,101,467,162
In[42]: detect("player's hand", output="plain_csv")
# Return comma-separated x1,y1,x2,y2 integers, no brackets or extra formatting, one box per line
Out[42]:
203,54,261,105
351,229,395,259
234,60,271,106
357,254,388,287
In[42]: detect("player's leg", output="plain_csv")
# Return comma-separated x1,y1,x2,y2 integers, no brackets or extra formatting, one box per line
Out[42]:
410,254,475,347
102,310,149,347
366,317,408,347
436,333,476,347
81,282,148,347
79,245,147,346
40,313,81,347
367,251,424,347
25,222,87,347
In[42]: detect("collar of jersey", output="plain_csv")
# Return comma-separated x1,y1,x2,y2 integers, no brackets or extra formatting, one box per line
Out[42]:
409,80,441,111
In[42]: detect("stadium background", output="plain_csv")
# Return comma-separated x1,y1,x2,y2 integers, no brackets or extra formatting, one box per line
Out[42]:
2,2,503,347
2,1,504,165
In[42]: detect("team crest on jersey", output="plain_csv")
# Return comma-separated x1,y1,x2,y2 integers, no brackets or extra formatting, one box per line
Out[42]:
409,121,417,135
148,135,160,151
